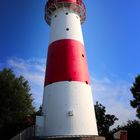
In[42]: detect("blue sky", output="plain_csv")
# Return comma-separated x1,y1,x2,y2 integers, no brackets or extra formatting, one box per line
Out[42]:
0,0,140,127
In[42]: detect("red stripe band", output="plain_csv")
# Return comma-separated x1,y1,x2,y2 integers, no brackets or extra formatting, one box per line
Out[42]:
44,39,90,86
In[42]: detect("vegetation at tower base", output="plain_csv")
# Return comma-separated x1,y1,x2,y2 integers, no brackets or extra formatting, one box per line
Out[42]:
94,102,118,137
0,68,35,140
104,74,140,140
130,75,140,119
36,105,42,116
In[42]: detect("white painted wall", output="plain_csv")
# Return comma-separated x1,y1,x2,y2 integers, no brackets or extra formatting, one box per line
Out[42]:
49,9,84,45
42,81,98,136
35,116,44,137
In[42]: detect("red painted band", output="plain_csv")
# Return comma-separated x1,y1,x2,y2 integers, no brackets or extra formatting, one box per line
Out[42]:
44,39,90,86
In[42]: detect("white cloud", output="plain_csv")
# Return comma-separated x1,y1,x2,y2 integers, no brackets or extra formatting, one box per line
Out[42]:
7,57,46,108
7,57,45,85
5,57,137,126
91,77,136,128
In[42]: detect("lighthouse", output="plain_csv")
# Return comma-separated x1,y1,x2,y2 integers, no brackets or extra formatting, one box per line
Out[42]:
36,0,98,138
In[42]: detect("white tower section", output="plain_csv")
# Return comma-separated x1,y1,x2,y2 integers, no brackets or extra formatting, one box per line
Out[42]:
49,9,84,44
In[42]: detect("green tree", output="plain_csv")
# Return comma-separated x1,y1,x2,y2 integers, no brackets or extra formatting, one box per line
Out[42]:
130,75,140,119
36,105,42,116
0,68,35,139
94,102,118,136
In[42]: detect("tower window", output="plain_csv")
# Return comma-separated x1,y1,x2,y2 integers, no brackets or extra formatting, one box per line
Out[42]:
82,54,84,57
66,28,69,31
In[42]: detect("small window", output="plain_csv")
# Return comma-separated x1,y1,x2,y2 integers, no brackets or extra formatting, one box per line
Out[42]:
66,28,69,31
65,12,69,15
82,54,84,57
54,15,57,17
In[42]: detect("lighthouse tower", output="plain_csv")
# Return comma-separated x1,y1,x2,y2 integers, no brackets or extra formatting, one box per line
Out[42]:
36,0,98,138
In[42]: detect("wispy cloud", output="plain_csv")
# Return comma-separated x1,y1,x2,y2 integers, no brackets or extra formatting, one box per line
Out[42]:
7,57,46,108
91,77,136,128
1,57,136,126
8,57,45,85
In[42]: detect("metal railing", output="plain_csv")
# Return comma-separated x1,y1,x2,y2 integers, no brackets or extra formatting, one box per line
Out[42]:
10,125,35,140
47,0,84,8
45,0,86,25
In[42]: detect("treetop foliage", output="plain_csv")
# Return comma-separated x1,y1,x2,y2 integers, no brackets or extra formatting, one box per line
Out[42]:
94,101,118,136
112,120,140,140
130,75,140,119
0,68,35,139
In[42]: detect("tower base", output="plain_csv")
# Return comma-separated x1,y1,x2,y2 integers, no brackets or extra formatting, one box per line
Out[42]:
48,137,106,140
33,136,105,140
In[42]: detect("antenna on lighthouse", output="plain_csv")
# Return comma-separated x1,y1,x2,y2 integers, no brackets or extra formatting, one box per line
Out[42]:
36,0,98,138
